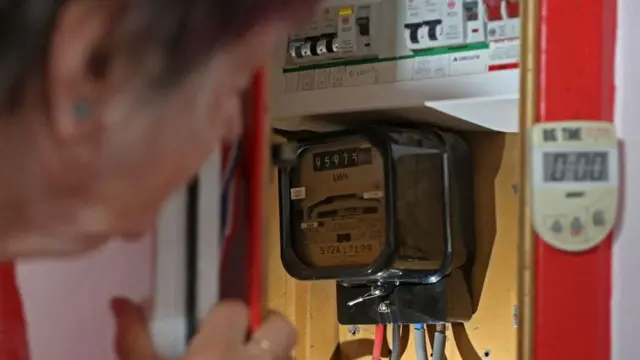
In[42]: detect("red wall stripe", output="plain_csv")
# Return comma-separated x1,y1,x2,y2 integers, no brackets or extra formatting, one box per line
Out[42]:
0,263,30,360
534,0,616,359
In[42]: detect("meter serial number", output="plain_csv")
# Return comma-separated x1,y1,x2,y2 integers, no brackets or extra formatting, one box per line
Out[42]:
319,244,374,256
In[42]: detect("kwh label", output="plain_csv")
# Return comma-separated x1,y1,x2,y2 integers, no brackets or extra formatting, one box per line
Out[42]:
333,172,349,182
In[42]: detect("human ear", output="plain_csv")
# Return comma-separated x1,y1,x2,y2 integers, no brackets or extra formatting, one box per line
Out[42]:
48,0,129,140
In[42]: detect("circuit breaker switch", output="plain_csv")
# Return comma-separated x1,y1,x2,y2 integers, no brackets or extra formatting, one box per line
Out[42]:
463,0,486,43
313,35,339,56
463,0,480,21
485,0,504,21
309,38,321,56
356,16,371,36
300,41,313,58
424,19,443,41
404,23,423,46
313,37,327,56
505,0,520,18
326,36,339,53
289,41,305,61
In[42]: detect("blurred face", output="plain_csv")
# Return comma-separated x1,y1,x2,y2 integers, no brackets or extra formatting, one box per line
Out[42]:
0,1,306,260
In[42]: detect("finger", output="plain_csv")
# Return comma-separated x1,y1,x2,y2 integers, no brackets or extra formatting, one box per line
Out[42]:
111,298,159,360
186,300,250,355
246,312,297,360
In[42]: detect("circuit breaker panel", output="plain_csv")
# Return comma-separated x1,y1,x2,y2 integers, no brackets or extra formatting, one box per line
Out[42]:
283,0,520,70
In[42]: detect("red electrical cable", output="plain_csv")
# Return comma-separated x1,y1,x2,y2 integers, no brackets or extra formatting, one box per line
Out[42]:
372,324,385,360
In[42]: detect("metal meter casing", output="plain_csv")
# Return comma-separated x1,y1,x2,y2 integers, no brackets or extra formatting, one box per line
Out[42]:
529,121,619,252
278,126,476,324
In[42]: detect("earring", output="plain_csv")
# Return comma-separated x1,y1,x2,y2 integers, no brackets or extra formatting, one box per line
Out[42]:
73,100,92,121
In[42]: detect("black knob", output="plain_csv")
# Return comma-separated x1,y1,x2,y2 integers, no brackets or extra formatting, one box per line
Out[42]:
356,17,371,36
424,20,443,41
404,23,423,44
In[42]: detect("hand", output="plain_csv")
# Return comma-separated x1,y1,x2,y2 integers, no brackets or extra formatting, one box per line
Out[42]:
112,298,296,360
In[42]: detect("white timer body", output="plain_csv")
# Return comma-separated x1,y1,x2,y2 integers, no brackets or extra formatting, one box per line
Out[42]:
529,121,620,252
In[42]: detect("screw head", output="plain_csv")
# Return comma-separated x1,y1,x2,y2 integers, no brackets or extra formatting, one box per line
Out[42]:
347,325,360,336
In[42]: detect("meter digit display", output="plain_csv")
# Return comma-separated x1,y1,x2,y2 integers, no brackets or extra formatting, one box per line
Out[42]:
543,151,609,182
313,147,373,172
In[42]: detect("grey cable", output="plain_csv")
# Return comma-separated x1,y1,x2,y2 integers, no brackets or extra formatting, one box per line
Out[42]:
391,324,402,360
432,324,446,360
414,325,428,360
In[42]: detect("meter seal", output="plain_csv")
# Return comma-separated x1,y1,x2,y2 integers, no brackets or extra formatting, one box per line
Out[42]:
529,121,620,252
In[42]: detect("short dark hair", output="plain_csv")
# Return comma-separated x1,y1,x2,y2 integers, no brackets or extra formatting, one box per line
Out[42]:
0,0,316,109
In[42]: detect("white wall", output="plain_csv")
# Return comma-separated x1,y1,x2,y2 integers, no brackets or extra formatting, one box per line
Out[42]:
16,153,221,360
613,0,640,358
16,240,153,360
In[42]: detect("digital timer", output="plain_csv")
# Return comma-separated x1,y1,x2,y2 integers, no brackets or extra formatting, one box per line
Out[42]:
543,151,609,183
278,125,477,325
529,121,620,252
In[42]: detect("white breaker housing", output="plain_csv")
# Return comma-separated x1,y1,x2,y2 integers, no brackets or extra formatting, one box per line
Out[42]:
283,0,521,69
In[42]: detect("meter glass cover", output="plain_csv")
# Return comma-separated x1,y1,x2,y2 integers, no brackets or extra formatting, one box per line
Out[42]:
543,151,609,183
393,147,446,270
292,139,386,268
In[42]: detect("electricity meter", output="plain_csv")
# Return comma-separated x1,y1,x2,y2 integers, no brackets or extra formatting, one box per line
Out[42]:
529,121,620,252
278,126,476,324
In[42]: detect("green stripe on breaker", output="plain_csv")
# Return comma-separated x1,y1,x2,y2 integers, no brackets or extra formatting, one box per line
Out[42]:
282,42,491,74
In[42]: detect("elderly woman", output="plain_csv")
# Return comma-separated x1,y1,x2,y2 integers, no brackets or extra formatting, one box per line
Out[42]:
0,0,319,358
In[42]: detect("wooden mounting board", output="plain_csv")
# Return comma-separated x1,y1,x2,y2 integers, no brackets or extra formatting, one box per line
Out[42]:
267,133,521,359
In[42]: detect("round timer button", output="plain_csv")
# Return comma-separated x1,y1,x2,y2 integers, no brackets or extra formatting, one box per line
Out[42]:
550,219,563,234
570,217,584,236
592,210,606,227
